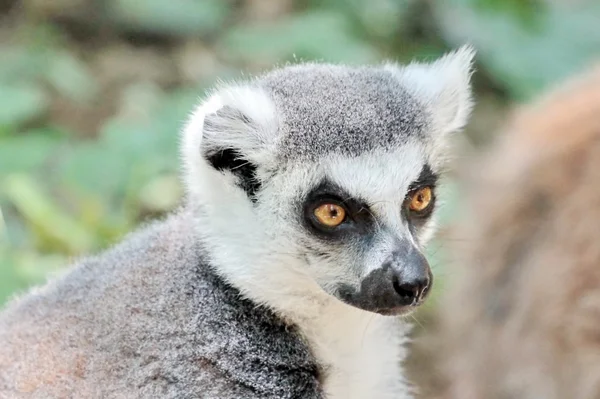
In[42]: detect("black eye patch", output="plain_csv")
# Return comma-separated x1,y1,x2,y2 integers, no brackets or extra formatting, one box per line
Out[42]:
301,180,375,240
404,164,439,227
407,164,438,193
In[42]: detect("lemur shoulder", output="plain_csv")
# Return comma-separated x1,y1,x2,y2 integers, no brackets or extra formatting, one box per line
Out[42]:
0,47,475,399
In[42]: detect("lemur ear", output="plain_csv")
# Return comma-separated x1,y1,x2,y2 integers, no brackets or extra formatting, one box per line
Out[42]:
181,85,278,200
386,45,476,136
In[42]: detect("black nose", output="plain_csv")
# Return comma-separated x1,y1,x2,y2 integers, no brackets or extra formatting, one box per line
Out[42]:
391,270,431,306
387,245,432,306
335,243,433,315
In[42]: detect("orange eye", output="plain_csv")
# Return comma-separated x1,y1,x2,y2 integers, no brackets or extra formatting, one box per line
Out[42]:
408,187,433,212
313,203,346,227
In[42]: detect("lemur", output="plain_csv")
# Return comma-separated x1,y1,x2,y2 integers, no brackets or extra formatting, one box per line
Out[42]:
0,46,475,399
433,64,600,399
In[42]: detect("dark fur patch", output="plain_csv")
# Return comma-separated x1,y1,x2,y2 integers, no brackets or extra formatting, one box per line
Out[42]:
301,179,376,242
405,164,438,236
202,106,261,201
206,149,261,202
407,164,439,193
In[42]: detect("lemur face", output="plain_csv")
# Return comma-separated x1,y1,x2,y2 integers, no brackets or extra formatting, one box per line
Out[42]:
299,158,436,315
183,47,475,315
257,148,440,315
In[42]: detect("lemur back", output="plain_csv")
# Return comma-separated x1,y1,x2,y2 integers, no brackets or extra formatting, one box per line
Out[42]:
436,65,600,399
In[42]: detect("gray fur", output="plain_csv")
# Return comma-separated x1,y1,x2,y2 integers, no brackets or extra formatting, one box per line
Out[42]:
0,210,322,398
259,64,428,161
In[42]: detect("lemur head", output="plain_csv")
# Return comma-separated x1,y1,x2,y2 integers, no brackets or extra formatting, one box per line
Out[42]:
182,46,475,316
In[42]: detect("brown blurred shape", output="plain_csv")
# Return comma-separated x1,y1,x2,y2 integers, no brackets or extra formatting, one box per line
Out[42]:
433,63,600,399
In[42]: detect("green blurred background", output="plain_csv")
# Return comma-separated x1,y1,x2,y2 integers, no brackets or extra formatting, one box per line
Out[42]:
0,0,598,310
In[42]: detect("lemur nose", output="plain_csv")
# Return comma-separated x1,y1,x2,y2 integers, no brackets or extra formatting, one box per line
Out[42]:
336,242,433,314
386,244,432,306
392,273,430,305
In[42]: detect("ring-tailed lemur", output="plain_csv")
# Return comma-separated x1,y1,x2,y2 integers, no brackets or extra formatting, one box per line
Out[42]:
0,46,475,399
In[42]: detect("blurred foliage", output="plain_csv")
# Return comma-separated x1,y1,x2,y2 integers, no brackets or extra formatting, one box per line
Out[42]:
435,0,600,100
0,0,598,305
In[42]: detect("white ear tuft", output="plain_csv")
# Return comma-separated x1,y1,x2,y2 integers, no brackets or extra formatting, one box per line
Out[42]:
180,84,278,198
181,85,277,164
386,44,476,136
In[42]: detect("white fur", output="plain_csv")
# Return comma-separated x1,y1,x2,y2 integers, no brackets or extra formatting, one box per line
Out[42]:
385,45,475,135
295,297,414,399
181,85,279,201
384,45,476,174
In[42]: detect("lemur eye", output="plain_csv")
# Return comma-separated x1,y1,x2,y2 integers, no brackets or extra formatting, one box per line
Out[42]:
313,204,346,227
408,187,433,213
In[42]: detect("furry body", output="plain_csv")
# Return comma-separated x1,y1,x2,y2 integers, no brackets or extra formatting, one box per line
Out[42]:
0,211,410,398
0,212,321,398
436,65,600,399
0,49,475,398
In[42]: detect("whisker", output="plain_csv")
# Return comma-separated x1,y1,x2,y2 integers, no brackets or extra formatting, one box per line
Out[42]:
359,206,382,231
361,313,377,349
410,314,426,331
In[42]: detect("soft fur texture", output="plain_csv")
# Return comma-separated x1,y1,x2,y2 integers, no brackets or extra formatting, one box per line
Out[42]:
434,64,600,399
0,211,321,398
0,47,475,399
